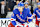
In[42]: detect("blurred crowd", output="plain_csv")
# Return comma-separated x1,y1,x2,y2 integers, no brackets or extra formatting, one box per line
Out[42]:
0,0,40,18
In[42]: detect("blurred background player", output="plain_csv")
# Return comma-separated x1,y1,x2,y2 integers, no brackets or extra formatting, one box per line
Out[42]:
32,0,40,10
32,0,40,14
32,2,40,27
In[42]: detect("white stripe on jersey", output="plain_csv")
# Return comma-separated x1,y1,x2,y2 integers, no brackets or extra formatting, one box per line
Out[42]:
37,18,40,21
11,18,16,21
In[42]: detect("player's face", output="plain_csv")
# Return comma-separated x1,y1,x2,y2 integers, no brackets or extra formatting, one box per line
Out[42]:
18,7,23,12
25,4,28,7
38,5,40,8
16,1,19,5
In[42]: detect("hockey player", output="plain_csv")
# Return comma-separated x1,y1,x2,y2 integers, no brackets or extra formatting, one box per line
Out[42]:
8,2,32,27
24,2,32,23
32,2,40,27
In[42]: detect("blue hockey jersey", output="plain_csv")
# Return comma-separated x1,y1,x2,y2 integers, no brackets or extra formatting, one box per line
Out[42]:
34,8,40,18
11,7,32,26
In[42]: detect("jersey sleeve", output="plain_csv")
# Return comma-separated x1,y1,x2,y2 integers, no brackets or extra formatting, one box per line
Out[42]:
11,10,17,26
27,9,32,17
33,8,36,14
11,10,17,19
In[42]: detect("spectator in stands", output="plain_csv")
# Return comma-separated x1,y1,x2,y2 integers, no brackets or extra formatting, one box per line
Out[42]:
27,0,31,4
7,0,16,11
0,1,8,18
14,0,20,9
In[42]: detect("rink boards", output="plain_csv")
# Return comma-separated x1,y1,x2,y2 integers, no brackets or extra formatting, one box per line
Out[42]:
0,18,38,27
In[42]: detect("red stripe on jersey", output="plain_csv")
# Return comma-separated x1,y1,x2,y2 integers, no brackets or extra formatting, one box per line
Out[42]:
11,19,13,20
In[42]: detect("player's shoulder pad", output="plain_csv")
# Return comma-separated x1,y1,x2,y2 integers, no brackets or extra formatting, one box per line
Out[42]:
34,7,38,10
13,9,19,14
14,8,18,10
27,8,30,10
